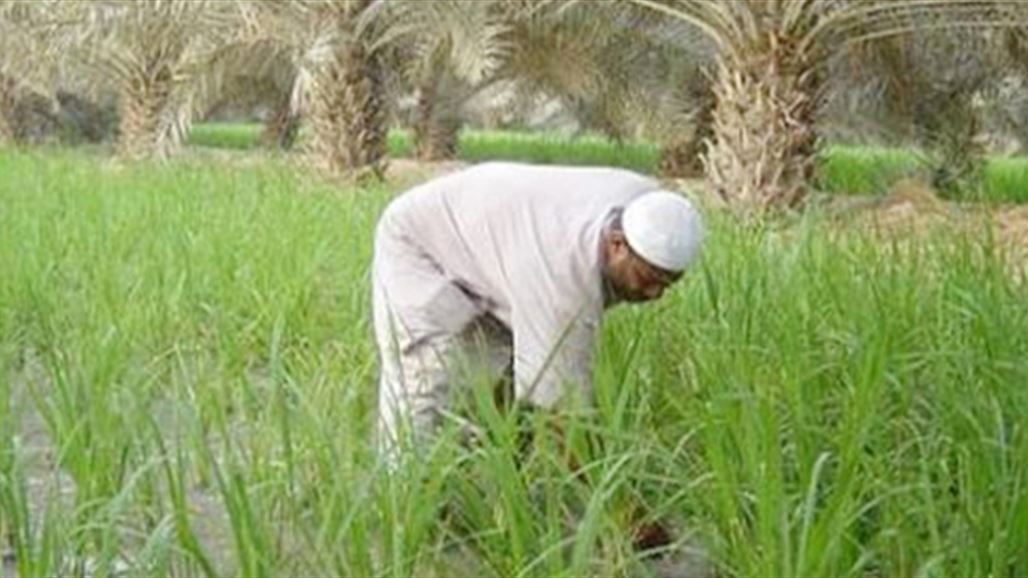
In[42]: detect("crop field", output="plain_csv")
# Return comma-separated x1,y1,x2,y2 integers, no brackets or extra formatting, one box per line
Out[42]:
1,144,1026,577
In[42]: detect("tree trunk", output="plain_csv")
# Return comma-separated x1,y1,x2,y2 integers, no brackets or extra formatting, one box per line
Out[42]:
413,72,460,162
259,94,299,150
117,65,173,160
658,81,714,179
704,38,820,211
309,9,387,180
658,138,703,179
914,89,984,199
0,74,20,145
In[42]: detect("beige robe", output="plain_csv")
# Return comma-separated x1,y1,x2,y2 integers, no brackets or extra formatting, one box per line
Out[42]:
372,162,659,451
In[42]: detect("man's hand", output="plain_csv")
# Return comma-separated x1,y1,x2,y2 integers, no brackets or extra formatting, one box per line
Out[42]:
632,519,674,556
508,403,676,557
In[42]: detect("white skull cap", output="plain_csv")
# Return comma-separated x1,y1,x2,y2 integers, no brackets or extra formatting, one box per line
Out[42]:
622,191,704,272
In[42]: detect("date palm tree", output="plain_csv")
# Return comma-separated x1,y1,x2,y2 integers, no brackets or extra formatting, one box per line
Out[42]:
367,0,715,172
0,1,68,144
238,0,389,178
495,2,717,177
630,0,1020,211
52,0,246,160
205,39,300,150
850,27,1004,197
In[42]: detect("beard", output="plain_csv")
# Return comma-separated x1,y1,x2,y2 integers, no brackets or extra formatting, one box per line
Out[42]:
601,268,648,305
618,285,651,303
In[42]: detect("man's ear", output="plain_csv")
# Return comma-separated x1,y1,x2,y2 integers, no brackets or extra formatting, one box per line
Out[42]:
608,230,628,250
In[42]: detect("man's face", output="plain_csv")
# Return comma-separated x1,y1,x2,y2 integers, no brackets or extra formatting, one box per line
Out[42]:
602,233,683,303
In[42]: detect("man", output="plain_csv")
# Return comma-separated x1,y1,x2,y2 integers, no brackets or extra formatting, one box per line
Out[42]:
372,162,704,457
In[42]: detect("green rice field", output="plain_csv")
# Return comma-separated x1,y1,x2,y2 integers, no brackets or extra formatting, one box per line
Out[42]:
1,146,1027,577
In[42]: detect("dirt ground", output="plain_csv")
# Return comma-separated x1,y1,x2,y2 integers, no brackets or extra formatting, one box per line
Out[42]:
385,158,470,188
827,179,1028,280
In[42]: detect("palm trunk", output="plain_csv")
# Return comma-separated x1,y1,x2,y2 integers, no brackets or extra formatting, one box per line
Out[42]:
413,73,460,161
117,64,173,160
309,9,387,180
659,82,714,179
658,138,703,179
915,89,984,198
259,95,299,150
0,74,20,145
704,39,820,211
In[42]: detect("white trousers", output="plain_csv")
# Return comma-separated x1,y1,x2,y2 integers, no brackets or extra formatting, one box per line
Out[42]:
372,219,512,463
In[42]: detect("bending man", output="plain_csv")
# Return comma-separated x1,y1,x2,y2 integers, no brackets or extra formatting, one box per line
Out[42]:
372,161,704,458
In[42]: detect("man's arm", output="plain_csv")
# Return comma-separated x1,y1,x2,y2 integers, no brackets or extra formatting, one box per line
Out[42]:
509,306,675,554
512,401,674,556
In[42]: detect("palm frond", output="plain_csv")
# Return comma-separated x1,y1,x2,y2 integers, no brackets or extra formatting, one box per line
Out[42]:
0,0,70,96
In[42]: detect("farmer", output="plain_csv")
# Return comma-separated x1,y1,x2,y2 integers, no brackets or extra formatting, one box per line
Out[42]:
372,162,704,458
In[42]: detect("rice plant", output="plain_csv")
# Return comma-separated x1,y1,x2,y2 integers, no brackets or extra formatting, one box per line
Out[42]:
1,146,1026,576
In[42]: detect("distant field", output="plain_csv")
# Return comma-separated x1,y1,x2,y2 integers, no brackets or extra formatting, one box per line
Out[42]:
818,145,1028,204
185,123,656,172
2,147,1026,577
187,122,1028,204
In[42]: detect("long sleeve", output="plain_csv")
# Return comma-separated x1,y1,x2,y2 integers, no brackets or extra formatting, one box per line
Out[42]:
512,300,601,409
